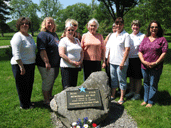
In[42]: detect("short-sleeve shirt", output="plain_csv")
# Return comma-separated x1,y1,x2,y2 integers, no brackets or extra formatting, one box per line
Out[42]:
81,32,105,61
36,31,60,67
107,30,131,66
139,37,168,70
129,32,145,58
59,37,82,68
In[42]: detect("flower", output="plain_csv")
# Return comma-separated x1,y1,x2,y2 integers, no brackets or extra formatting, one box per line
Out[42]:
71,117,99,128
72,122,77,126
83,124,89,128
92,123,97,127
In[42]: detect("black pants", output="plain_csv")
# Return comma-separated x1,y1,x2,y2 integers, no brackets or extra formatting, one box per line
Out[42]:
61,68,79,90
83,60,101,81
12,64,35,109
105,58,111,87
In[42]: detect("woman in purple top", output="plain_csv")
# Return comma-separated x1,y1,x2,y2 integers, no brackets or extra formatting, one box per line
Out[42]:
138,20,168,107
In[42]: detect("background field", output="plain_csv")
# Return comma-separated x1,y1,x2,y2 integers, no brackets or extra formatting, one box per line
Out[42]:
0,33,170,128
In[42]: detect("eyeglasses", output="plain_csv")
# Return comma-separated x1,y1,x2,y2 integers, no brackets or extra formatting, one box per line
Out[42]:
150,26,158,29
21,22,29,25
67,29,74,32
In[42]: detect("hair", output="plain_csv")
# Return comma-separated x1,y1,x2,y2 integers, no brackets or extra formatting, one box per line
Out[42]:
65,18,78,26
112,23,115,27
146,20,163,37
40,17,56,32
131,20,141,27
115,17,124,24
87,18,99,28
16,17,31,31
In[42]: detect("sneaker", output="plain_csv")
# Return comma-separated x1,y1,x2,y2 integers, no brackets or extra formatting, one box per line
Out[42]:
125,92,135,97
131,94,140,100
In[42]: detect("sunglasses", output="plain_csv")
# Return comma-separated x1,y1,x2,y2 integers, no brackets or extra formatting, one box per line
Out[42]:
150,26,158,29
67,29,74,32
21,22,29,25
73,24,77,27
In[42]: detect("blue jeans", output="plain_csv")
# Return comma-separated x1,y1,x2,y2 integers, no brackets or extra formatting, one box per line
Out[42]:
110,64,128,90
141,68,163,104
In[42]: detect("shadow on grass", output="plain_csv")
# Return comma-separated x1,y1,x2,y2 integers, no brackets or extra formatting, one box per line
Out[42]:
100,102,124,127
33,100,53,111
157,91,171,106
164,48,171,64
0,48,12,61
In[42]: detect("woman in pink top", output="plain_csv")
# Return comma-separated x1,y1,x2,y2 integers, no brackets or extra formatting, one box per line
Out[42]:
81,18,105,80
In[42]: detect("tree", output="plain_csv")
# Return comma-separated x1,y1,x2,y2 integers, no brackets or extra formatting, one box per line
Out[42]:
39,0,62,19
9,0,40,36
0,0,12,37
56,3,91,33
123,0,171,34
97,0,138,20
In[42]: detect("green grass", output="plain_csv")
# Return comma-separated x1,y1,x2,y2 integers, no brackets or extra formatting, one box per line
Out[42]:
0,33,171,128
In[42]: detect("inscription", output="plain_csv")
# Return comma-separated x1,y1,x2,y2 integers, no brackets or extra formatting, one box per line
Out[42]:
67,89,102,110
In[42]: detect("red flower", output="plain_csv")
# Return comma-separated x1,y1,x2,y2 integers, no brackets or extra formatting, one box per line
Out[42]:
92,123,97,127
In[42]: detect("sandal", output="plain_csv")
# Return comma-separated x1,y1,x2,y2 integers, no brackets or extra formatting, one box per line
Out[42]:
117,100,124,105
146,104,152,108
141,101,147,106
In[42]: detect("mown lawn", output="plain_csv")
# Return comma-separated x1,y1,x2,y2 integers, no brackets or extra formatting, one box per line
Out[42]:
0,33,170,128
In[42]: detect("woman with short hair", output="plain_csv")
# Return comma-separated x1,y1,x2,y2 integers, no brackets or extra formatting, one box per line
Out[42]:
107,17,131,104
59,22,83,89
11,17,36,109
126,20,145,100
81,18,106,80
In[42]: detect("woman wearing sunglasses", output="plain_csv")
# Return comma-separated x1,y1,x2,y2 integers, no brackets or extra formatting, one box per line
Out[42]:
11,17,36,109
139,20,168,107
60,19,82,41
59,22,83,90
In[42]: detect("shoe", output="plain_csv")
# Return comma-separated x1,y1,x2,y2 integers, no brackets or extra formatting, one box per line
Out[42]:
43,101,50,106
131,94,140,100
117,100,124,105
110,96,115,101
125,92,135,97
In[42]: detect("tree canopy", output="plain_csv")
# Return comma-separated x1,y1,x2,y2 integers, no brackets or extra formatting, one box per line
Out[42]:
0,0,12,36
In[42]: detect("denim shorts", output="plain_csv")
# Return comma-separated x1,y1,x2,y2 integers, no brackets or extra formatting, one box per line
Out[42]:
110,64,128,90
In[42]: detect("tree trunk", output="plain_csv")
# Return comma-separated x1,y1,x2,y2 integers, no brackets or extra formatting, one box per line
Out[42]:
1,32,4,37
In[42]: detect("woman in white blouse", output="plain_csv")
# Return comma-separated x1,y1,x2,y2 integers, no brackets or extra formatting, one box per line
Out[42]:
126,20,145,100
59,22,83,89
107,17,130,104
11,17,36,109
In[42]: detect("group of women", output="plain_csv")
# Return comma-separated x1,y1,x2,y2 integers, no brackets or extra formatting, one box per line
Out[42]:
10,16,168,109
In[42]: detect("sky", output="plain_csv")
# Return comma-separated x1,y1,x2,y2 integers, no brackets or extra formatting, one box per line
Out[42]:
32,0,93,9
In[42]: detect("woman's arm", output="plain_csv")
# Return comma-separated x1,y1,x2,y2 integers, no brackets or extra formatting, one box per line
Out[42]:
120,47,130,70
40,50,51,70
16,59,25,75
149,52,167,68
138,52,150,68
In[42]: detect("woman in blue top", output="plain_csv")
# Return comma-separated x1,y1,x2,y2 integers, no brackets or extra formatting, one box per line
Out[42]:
36,17,60,106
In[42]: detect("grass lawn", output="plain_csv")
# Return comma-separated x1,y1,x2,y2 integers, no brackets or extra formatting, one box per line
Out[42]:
0,33,171,128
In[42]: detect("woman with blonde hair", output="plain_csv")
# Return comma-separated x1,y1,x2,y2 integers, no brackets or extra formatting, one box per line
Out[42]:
36,17,60,106
61,18,82,41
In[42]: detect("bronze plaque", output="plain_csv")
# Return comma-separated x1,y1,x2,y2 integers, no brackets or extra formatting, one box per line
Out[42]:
66,89,102,110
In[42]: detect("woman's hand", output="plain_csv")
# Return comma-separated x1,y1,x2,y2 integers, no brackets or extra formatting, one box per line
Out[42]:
102,62,106,69
45,62,51,70
20,67,25,75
